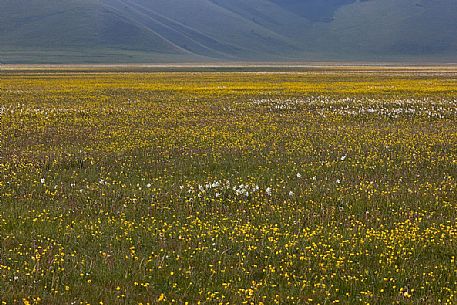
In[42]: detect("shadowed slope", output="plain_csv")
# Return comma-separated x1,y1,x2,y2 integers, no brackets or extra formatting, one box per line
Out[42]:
0,0,456,62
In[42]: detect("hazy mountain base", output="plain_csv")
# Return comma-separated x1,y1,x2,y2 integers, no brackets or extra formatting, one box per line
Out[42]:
1,48,457,65
0,48,210,64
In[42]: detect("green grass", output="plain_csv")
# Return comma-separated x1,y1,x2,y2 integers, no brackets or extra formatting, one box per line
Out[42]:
1,68,457,304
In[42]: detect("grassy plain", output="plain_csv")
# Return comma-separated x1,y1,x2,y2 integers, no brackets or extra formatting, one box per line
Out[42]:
1,67,457,304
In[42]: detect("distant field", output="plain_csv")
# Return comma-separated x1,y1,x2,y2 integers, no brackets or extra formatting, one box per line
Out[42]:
1,68,457,304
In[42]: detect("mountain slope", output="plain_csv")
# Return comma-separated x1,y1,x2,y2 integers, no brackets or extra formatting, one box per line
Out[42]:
0,0,456,63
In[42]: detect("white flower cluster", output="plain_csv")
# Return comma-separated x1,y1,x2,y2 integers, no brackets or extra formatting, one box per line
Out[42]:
183,180,274,200
250,97,457,119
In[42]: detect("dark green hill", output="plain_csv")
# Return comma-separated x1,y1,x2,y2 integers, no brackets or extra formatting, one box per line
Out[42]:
0,0,456,63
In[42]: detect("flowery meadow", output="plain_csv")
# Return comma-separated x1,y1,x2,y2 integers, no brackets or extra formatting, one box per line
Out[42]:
1,68,457,304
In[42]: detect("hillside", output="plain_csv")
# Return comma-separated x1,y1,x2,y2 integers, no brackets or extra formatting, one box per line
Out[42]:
0,0,456,63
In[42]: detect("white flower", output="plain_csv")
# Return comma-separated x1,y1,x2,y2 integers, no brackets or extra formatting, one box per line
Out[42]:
340,155,347,161
40,178,45,184
215,193,220,198
296,173,302,178
266,187,272,196
336,179,341,184
146,183,152,188
289,191,294,197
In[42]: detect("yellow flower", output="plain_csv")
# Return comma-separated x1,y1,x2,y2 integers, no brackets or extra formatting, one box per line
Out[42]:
157,294,165,302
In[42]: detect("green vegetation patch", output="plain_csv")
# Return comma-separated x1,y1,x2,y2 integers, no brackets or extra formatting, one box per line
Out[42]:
1,69,457,304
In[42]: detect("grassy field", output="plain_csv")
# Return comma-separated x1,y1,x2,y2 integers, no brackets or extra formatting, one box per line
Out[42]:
1,67,457,304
